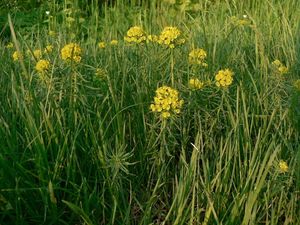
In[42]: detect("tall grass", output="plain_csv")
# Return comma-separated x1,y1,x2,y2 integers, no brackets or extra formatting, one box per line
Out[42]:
0,0,299,224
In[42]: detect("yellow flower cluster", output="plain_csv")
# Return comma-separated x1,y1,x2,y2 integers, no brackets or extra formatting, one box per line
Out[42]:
110,40,118,45
98,40,118,49
33,49,42,59
98,42,106,49
278,160,288,173
61,43,82,63
272,59,288,74
124,26,147,44
26,49,42,59
157,26,185,48
147,35,158,43
35,59,50,73
188,48,208,67
189,78,204,90
44,45,53,53
12,51,23,61
215,69,234,87
150,86,184,119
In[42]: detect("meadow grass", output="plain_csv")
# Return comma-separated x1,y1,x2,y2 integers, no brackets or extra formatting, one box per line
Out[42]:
0,0,300,224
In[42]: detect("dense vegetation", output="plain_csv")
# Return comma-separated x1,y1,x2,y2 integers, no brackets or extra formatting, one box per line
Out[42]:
0,0,300,224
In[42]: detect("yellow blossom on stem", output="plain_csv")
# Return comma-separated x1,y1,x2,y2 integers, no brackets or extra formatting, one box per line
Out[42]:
189,48,208,67
110,40,118,46
124,26,147,44
272,59,288,75
12,51,23,61
44,45,53,53
215,69,234,88
150,86,184,119
98,42,106,49
147,35,158,43
278,160,288,173
35,59,50,73
189,78,204,90
61,43,82,63
33,49,42,59
157,26,185,48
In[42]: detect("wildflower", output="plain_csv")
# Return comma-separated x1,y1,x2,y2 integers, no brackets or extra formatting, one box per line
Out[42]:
110,40,118,46
189,48,208,67
12,51,23,61
189,78,204,90
147,35,158,43
215,69,234,87
44,45,53,53
157,26,185,48
33,49,42,59
61,43,82,63
124,26,147,44
35,59,50,73
272,59,288,75
150,86,184,119
293,79,300,91
98,42,106,49
278,160,288,173
5,42,14,49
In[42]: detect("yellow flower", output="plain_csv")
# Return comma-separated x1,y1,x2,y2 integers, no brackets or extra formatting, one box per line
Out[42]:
35,59,50,73
189,48,208,67
189,78,204,90
98,42,106,49
150,86,184,119
157,26,185,48
12,51,23,61
272,59,288,75
124,26,147,44
110,40,118,45
278,160,288,173
215,69,234,87
61,43,82,63
147,35,158,43
33,49,42,59
5,42,14,49
44,45,53,53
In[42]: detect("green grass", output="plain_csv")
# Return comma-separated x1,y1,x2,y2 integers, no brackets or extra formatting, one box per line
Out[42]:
0,0,300,224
